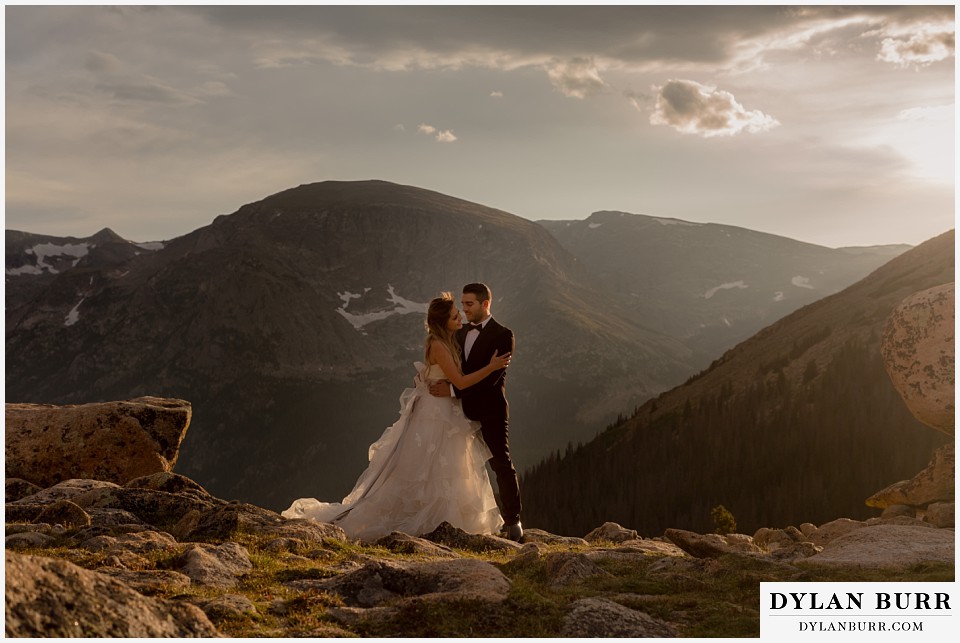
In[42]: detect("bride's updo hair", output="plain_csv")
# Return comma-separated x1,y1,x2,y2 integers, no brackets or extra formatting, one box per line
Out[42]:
424,292,462,370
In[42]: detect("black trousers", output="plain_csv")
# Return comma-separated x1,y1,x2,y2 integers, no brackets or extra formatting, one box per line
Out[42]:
478,413,522,526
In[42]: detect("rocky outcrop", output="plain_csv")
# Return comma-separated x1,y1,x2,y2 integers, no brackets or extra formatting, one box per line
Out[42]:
174,542,253,588
4,551,218,637
561,597,679,637
868,283,955,523
880,283,954,435
584,521,639,543
665,528,764,559
375,531,460,558
5,397,192,487
804,524,955,568
306,558,512,608
421,521,522,552
867,443,954,509
185,502,346,543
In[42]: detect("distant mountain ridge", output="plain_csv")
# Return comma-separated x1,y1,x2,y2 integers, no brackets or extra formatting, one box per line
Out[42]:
5,180,927,517
5,180,694,510
539,210,911,364
521,230,953,537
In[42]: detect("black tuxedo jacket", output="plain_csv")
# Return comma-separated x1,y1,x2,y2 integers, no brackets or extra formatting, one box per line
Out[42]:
454,317,514,421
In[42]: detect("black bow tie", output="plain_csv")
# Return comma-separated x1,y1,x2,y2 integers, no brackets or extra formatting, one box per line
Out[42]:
465,323,484,331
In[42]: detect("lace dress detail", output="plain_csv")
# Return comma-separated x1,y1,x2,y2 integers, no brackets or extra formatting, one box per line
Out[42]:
281,362,502,541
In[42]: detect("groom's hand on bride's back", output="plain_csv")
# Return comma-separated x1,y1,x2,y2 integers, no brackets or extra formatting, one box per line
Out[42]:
429,380,452,397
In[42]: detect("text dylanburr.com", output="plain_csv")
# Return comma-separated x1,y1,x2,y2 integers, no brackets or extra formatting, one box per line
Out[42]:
761,582,955,639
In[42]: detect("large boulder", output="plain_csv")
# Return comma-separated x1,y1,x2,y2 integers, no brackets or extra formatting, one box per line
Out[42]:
867,443,954,509
804,524,954,569
5,397,192,487
174,542,253,588
307,558,511,607
880,283,954,436
4,551,217,637
561,598,679,637
664,528,762,558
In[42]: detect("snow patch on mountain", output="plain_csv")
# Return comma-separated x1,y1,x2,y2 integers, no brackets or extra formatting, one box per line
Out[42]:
653,217,701,227
64,298,85,327
6,242,91,276
703,281,748,299
792,276,815,289
336,285,429,332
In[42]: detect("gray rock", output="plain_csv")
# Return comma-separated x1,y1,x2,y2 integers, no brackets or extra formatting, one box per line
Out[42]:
79,530,179,556
4,397,192,487
421,521,522,552
767,541,821,562
5,523,64,537
66,523,164,546
11,479,120,505
87,508,148,527
4,551,218,637
34,500,91,529
298,624,361,637
753,528,799,552
95,568,192,595
313,558,511,607
542,552,613,586
375,531,460,558
866,515,933,528
561,597,679,637
6,478,41,503
5,531,57,549
200,594,258,621
262,537,307,553
807,518,867,547
881,504,916,519
923,502,954,528
125,472,217,500
799,523,818,538
325,605,398,628
585,521,639,543
805,524,955,568
521,528,589,546
69,486,216,530
175,541,253,587
664,528,761,558
186,503,345,543
868,443,955,508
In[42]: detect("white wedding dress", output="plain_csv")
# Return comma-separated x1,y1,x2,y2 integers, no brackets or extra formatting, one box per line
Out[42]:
282,362,503,542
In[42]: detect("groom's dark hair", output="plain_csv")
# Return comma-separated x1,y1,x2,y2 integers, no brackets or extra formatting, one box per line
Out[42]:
463,283,491,302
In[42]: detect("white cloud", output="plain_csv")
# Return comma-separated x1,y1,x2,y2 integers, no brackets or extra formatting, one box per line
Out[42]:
545,57,606,98
875,21,955,67
490,90,503,98
897,105,953,122
417,123,457,142
649,79,779,138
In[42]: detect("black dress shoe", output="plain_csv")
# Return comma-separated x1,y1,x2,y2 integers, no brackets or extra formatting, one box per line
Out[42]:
503,522,523,542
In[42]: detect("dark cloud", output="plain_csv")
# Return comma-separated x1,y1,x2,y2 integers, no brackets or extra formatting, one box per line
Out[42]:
183,5,953,70
650,80,778,137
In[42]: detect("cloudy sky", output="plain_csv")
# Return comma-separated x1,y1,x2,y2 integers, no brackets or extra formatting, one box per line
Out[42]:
4,4,955,247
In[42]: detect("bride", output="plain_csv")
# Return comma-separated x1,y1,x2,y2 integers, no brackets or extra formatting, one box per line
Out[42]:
282,292,511,542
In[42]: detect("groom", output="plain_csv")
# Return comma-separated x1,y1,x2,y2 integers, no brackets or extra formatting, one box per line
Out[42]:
429,283,523,542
